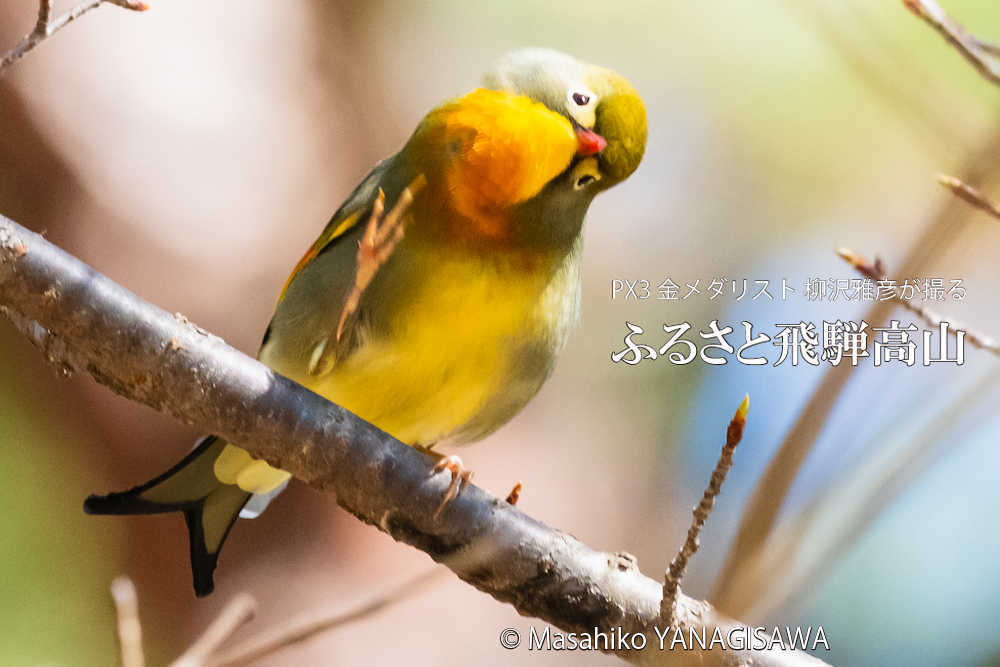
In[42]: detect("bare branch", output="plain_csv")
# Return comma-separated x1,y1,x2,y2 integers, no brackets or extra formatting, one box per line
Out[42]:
709,356,856,616
111,577,145,667
0,216,829,667
902,0,1000,89
0,0,148,75
837,247,1000,358
35,0,53,36
171,595,256,667
662,396,748,622
937,174,1000,222
209,570,448,667
505,481,522,506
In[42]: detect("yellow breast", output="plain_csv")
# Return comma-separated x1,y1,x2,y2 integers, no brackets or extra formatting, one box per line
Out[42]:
306,250,562,446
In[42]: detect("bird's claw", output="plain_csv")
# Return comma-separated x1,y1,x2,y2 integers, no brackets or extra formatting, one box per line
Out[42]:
310,176,426,379
335,175,427,343
432,454,473,519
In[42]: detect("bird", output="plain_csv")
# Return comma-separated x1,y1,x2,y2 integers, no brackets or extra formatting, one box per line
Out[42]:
84,47,648,597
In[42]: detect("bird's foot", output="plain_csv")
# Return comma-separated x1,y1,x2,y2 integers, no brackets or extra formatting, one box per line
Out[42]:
336,175,427,342
431,454,473,519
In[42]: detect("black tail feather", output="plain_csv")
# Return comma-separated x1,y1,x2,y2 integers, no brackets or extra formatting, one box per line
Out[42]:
84,436,225,515
184,485,252,597
84,435,251,597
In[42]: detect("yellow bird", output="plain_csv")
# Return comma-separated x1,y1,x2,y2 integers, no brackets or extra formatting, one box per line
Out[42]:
85,47,647,596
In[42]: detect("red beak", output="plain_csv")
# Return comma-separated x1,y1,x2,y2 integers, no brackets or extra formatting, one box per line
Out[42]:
576,128,607,157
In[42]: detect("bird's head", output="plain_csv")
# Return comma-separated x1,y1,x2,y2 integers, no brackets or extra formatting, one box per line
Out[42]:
484,48,647,193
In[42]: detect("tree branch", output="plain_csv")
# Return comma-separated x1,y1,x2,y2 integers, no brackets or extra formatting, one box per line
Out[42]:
937,174,1000,222
0,214,829,666
837,247,1000,358
662,396,748,623
902,0,1000,89
0,0,148,76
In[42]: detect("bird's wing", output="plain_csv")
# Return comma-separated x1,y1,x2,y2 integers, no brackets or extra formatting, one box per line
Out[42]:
276,160,390,304
259,157,407,377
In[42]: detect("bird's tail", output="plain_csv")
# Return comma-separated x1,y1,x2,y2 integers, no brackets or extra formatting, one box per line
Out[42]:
84,436,254,597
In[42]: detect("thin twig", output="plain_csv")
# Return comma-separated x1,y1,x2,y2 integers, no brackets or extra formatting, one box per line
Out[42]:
937,174,1000,222
661,396,748,623
209,569,448,667
837,247,1000,357
171,594,256,667
505,481,522,505
902,0,1000,89
111,577,145,667
35,0,53,35
0,0,148,75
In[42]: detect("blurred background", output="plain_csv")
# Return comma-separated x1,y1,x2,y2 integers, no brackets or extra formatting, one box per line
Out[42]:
2,0,1000,665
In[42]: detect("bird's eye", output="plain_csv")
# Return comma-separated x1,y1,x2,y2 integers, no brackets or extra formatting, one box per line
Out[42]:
574,174,596,190
572,92,591,106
